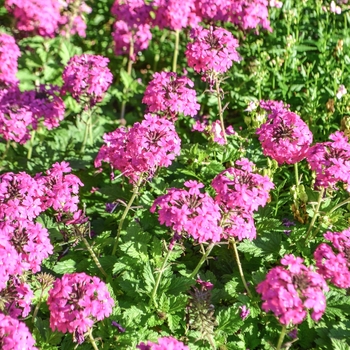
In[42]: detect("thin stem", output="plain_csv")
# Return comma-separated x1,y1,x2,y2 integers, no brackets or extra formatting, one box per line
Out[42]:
80,109,92,153
172,30,180,72
189,243,215,279
81,236,108,278
230,238,252,298
120,40,134,122
215,78,227,144
27,129,36,160
150,246,172,307
276,325,287,350
294,163,299,188
112,176,143,255
88,328,99,350
305,187,325,242
32,289,44,324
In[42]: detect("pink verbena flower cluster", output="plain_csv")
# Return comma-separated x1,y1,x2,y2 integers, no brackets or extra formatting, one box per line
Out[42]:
48,272,114,343
194,0,231,22
62,54,113,106
0,86,65,144
5,0,62,37
137,336,189,350
314,229,350,288
185,26,241,76
152,0,199,31
142,71,200,119
111,0,152,59
256,254,328,325
306,131,350,191
150,180,223,244
0,313,38,350
212,158,274,240
256,100,313,165
95,114,181,184
0,33,21,88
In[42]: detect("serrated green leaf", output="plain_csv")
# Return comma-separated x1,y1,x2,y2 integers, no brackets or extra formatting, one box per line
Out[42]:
216,307,243,333
52,259,76,274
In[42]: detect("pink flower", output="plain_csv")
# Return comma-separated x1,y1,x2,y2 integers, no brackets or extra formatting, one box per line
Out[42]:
137,336,189,350
95,114,181,184
336,84,347,99
142,71,200,119
0,33,21,88
185,26,241,76
62,54,113,106
0,313,38,349
314,229,350,288
48,272,114,343
256,255,328,325
256,100,313,164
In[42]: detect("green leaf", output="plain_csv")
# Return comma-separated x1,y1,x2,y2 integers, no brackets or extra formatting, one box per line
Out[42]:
52,259,76,274
216,307,243,333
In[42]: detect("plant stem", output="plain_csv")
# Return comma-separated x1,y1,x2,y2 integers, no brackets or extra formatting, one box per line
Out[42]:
215,78,227,144
305,187,325,242
189,243,215,279
32,289,44,324
150,246,172,307
112,176,143,255
230,238,252,298
88,328,99,350
276,325,287,350
80,109,92,153
120,40,134,122
27,130,36,160
294,163,299,188
172,30,180,72
81,236,108,278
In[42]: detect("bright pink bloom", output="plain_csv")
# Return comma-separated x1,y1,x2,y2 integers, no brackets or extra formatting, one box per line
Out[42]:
95,114,181,184
142,71,200,119
314,229,350,288
151,181,223,244
256,100,313,165
307,131,350,191
62,54,113,106
48,272,114,343
256,255,328,325
137,336,189,350
194,0,231,22
0,33,21,88
185,26,241,75
0,313,38,349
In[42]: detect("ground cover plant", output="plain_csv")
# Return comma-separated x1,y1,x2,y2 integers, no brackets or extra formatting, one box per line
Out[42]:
1,0,350,349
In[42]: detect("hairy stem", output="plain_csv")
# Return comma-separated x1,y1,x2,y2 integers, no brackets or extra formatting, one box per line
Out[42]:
190,243,215,279
81,236,108,278
230,238,252,298
276,325,287,350
80,109,93,153
27,130,36,160
88,328,99,350
112,176,143,255
294,163,299,188
172,30,180,72
305,187,325,242
215,78,227,144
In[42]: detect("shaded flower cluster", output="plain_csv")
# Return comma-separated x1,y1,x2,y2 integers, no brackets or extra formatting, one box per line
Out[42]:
0,33,21,88
185,25,241,76
62,54,113,106
95,114,181,184
212,158,274,240
150,180,223,244
137,336,189,350
48,272,114,343
142,71,200,119
306,131,350,191
314,229,350,288
0,313,38,350
256,100,313,165
256,254,328,325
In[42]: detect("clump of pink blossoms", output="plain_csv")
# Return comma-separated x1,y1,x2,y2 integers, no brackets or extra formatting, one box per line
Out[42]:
212,158,274,240
150,180,223,244
5,0,62,37
142,71,200,119
48,272,114,344
62,54,113,106
95,114,181,184
137,336,189,350
185,26,241,77
306,131,350,191
0,313,38,349
314,229,350,288
256,100,313,165
256,254,328,325
0,33,21,88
